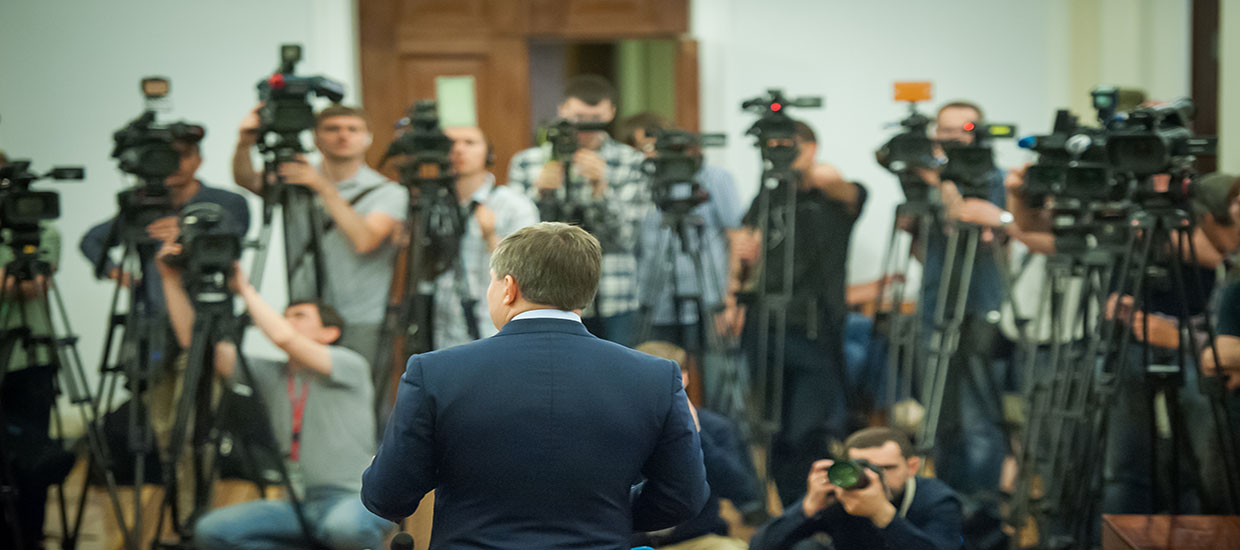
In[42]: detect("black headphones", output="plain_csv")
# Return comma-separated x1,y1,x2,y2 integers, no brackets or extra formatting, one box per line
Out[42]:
485,139,496,168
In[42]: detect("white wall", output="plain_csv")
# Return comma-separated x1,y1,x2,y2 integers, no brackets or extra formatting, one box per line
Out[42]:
692,0,1191,284
0,0,358,404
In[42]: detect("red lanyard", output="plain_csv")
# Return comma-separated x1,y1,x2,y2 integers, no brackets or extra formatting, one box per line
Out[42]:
287,376,310,462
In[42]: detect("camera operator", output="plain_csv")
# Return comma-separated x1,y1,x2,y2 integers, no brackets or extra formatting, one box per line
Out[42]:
154,244,393,549
903,101,1016,540
750,427,962,550
80,131,251,311
633,341,765,550
724,119,865,504
233,105,408,367
433,125,538,349
621,112,743,348
507,75,649,345
0,222,74,549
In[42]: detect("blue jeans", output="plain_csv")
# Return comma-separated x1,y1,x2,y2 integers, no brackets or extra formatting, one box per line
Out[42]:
194,488,393,550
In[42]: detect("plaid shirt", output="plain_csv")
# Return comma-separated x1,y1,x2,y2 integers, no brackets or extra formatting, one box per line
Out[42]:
508,137,651,317
432,175,540,349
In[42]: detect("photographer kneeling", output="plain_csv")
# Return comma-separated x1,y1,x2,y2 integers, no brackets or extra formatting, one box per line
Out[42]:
750,427,962,550
155,241,393,549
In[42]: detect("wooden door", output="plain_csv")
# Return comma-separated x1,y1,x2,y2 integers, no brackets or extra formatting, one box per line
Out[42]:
359,0,691,181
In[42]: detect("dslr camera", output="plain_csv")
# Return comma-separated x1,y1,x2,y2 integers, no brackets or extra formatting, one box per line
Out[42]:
827,458,885,491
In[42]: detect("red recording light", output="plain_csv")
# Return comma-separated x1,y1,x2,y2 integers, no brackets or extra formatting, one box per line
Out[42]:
963,122,975,132
268,73,286,89
771,102,782,112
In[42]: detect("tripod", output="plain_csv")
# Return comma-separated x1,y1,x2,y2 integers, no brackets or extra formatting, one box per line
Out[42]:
247,150,330,300
632,197,748,420
873,194,937,418
149,271,322,549
0,245,129,550
1004,213,1121,549
1060,204,1240,549
372,161,479,420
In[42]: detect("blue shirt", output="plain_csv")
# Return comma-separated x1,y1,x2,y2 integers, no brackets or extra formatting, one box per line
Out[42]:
920,168,1006,326
79,183,251,313
635,165,742,325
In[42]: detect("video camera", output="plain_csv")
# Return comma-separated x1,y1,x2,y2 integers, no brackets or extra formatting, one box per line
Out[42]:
385,99,454,187
385,99,464,278
742,89,822,176
939,121,1016,199
163,203,242,304
0,161,81,231
111,78,204,182
1019,109,1114,207
110,78,199,246
876,82,937,202
256,44,345,140
544,118,610,163
643,129,725,215
1106,98,1216,177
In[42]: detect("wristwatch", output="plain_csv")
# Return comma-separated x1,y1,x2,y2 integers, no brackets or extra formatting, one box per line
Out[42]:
998,210,1014,229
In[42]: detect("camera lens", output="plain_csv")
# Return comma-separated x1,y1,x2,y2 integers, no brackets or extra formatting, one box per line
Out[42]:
827,460,871,490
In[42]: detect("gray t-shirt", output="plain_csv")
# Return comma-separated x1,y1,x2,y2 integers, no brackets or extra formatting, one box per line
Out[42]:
243,346,376,493
319,165,409,325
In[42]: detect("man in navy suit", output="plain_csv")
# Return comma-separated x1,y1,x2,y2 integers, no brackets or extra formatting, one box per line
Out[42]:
361,222,709,549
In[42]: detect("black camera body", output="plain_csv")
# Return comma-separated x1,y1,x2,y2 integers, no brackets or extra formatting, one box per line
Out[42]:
644,129,725,215
544,118,610,163
163,203,242,281
1105,99,1216,178
0,161,81,269
940,122,1015,199
828,458,885,491
742,89,822,176
111,111,204,181
385,100,464,278
1021,110,1116,207
876,109,937,194
256,44,345,139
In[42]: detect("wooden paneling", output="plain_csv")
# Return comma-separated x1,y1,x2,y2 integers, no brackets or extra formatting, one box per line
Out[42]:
675,37,699,132
527,0,688,38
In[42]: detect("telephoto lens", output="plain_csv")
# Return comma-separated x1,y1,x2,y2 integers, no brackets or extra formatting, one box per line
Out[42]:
827,459,878,490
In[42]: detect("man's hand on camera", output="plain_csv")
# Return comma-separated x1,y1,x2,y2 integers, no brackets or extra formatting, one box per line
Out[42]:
836,468,896,528
238,103,263,148
802,459,839,518
146,216,180,244
572,150,608,197
536,161,564,193
279,158,330,193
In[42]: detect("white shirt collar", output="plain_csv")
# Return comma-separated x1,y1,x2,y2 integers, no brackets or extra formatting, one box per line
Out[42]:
512,309,583,323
